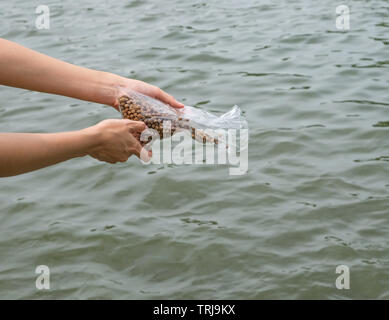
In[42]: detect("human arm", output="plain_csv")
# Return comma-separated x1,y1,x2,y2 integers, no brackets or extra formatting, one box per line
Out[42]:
0,119,146,177
0,38,184,110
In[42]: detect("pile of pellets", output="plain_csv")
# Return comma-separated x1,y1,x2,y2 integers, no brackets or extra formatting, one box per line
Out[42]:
118,95,218,145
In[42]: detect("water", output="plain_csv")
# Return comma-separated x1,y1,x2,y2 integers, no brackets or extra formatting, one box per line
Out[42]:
0,0,389,299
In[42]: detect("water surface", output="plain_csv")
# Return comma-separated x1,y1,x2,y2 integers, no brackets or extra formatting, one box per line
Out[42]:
0,0,389,299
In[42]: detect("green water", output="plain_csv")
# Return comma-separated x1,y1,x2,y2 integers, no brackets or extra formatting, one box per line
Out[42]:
0,0,389,299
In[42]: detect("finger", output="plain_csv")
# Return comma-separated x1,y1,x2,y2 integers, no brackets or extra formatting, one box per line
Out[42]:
123,119,147,132
101,157,117,164
119,156,129,163
132,132,140,140
140,146,152,163
131,141,142,159
155,88,185,109
128,120,147,133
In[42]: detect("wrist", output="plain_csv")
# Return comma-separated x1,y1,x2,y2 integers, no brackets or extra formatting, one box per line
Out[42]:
94,71,126,108
78,125,102,157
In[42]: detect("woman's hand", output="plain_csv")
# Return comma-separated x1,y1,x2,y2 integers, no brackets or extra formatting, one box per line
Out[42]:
0,38,184,111
0,119,149,177
83,119,147,163
116,78,185,110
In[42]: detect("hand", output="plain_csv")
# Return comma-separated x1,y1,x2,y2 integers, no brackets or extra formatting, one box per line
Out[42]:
84,119,147,164
114,78,185,110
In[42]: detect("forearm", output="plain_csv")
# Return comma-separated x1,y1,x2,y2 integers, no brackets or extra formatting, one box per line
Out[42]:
0,38,123,107
0,130,95,177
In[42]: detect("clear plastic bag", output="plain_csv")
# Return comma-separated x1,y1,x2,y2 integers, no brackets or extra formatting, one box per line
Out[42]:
116,88,247,146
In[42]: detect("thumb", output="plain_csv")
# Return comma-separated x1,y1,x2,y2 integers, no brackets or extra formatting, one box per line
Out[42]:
155,89,184,109
123,120,147,133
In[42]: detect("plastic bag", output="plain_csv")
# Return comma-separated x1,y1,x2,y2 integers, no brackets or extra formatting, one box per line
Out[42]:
116,89,247,146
